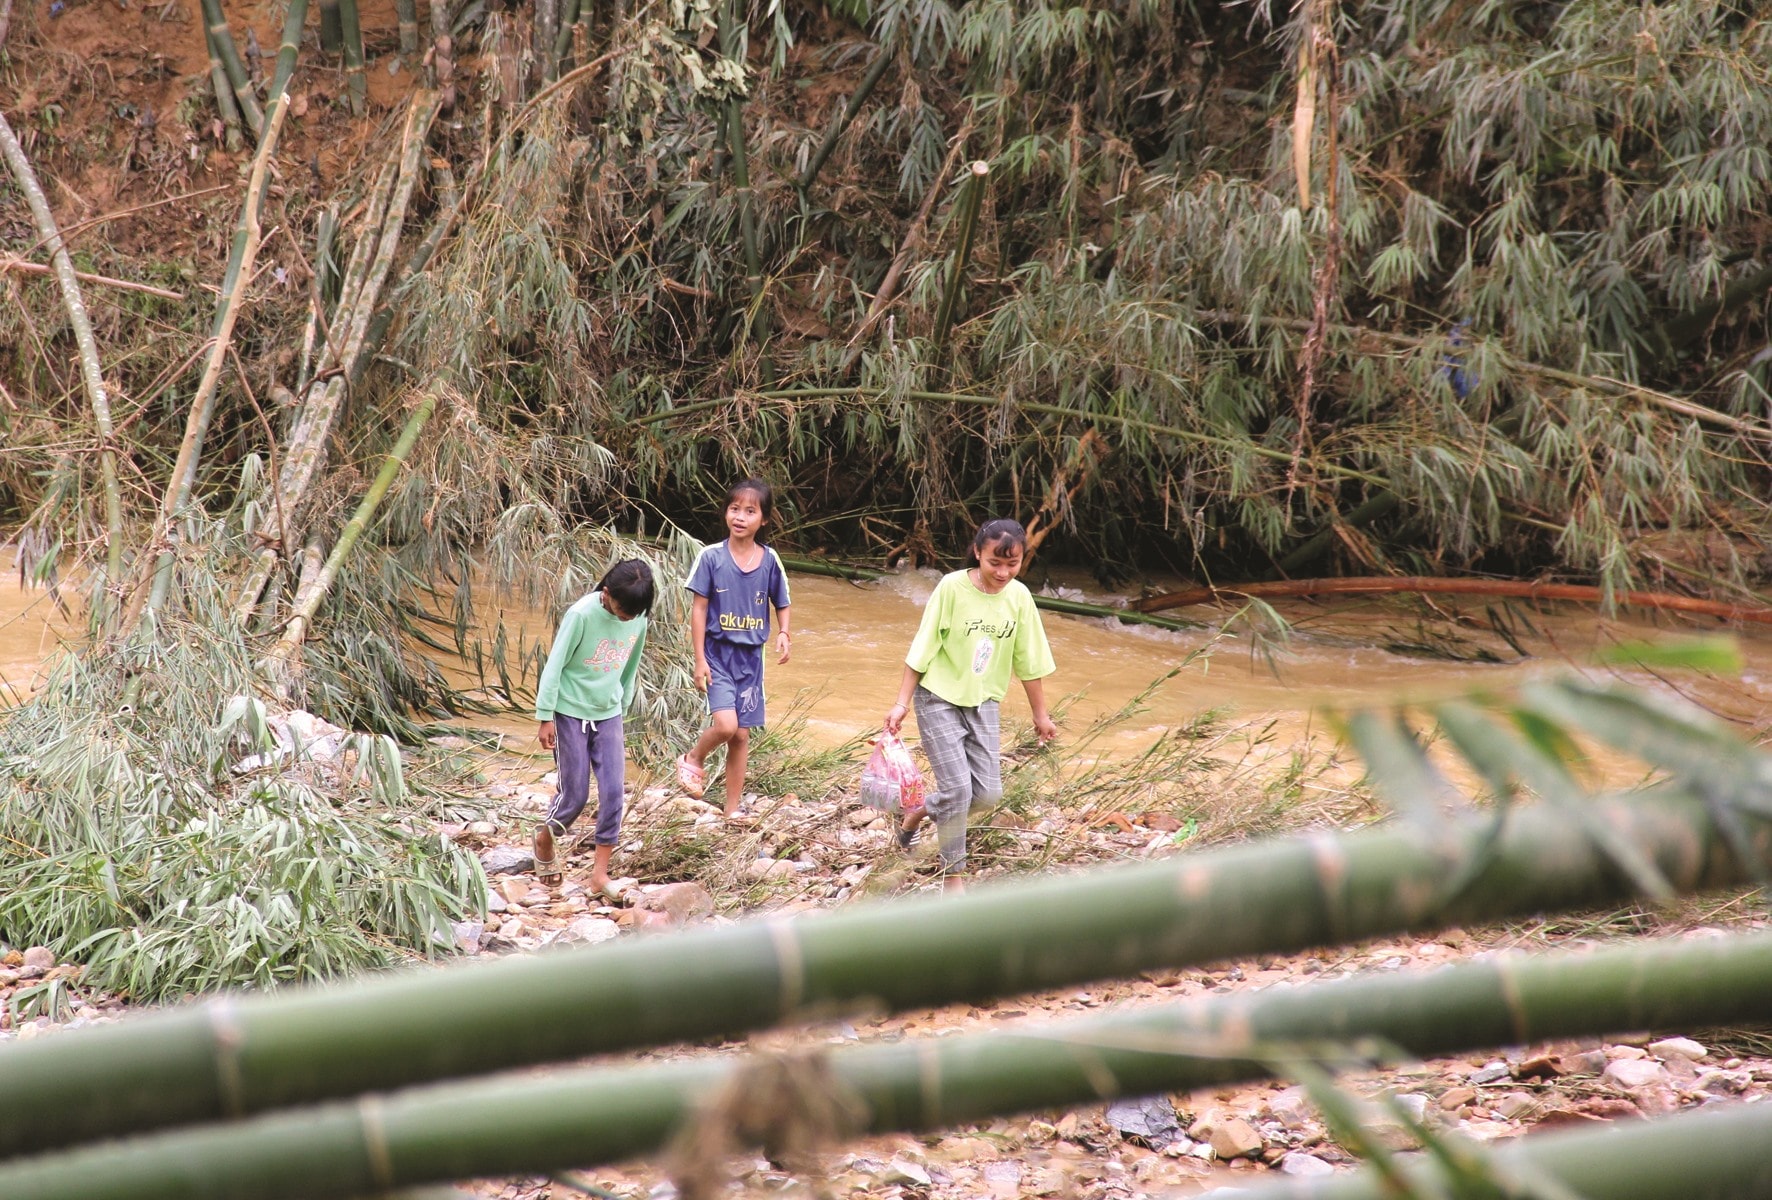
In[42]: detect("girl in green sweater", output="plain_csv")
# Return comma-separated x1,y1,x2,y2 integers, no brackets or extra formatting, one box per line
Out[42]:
533,559,654,892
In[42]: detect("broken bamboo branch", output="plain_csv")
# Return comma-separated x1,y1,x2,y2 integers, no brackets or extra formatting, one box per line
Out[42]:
0,258,183,301
0,110,125,622
931,160,989,362
263,388,441,672
126,93,292,638
797,45,891,194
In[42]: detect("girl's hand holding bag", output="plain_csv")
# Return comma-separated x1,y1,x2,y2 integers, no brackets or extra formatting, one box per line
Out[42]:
859,731,926,818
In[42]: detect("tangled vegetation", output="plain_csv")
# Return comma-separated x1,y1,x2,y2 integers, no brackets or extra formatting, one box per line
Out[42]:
1,0,1770,995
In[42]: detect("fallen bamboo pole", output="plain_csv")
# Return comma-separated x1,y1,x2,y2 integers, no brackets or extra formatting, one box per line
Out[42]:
1,788,1767,1160
5,931,1772,1198
631,388,1391,487
797,44,892,195
0,110,125,619
1133,574,1772,624
0,257,185,301
125,77,293,638
262,389,440,670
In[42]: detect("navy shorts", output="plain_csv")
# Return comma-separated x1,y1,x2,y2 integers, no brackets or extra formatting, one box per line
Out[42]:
706,638,767,728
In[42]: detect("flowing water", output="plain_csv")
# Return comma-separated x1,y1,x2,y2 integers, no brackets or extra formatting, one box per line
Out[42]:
5,558,1771,764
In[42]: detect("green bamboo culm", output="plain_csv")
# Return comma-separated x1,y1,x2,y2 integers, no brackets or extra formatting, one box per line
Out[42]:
551,0,581,72
396,0,418,53
265,0,311,120
796,45,891,194
1228,1102,1772,1200
4,932,1772,1198
340,0,367,114
125,89,294,642
319,0,342,51
0,113,125,624
2,789,1769,1161
262,388,441,668
204,23,246,149
198,0,264,135
931,160,990,362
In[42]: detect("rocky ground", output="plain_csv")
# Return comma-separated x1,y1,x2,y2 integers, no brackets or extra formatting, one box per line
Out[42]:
5,760,1771,1200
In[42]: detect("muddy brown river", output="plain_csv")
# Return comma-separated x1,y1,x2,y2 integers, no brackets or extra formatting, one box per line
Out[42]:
5,558,1769,764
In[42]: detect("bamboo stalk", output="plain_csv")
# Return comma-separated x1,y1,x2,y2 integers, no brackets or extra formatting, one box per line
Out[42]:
0,112,125,625
717,0,769,375
230,96,439,628
397,0,418,53
205,23,246,150
320,0,342,51
262,390,439,669
551,0,580,69
199,0,265,135
535,0,558,80
265,0,311,123
630,388,1392,488
1270,490,1400,578
1133,574,1772,623
1,789,1768,1161
841,112,973,364
931,160,989,361
796,45,891,194
340,0,367,114
278,95,437,528
0,258,184,301
4,931,1772,1195
1227,1102,1772,1200
124,92,292,639
297,209,338,392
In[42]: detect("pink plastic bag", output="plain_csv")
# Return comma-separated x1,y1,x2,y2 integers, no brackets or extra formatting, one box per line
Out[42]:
859,732,925,817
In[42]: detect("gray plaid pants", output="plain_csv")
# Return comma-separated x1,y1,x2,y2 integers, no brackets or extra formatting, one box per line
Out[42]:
913,686,1002,872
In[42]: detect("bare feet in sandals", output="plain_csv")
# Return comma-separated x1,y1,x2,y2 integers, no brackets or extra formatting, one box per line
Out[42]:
532,826,562,886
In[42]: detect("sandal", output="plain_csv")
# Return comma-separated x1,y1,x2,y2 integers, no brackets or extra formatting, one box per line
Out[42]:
532,828,562,886
675,754,706,799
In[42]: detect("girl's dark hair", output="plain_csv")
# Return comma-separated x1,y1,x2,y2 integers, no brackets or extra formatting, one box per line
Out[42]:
971,518,1028,560
596,558,655,618
728,478,777,535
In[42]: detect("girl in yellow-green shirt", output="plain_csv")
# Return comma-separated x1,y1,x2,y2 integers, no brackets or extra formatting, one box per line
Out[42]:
883,518,1056,890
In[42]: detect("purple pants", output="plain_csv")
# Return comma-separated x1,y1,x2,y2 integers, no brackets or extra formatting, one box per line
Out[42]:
545,714,626,845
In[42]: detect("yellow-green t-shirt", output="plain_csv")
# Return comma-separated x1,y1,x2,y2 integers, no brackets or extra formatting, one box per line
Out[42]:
905,570,1055,708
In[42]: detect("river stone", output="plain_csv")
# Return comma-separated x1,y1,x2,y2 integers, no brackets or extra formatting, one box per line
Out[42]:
553,917,620,946
21,946,54,971
1604,1058,1666,1089
1207,1117,1264,1160
636,882,715,924
480,846,534,875
876,1160,931,1188
1648,1036,1707,1062
1267,1085,1315,1129
1106,1095,1184,1149
742,857,798,882
1494,1091,1539,1120
451,920,483,954
1466,1061,1511,1085
1280,1152,1336,1177
0,968,18,987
